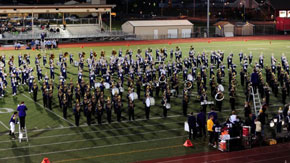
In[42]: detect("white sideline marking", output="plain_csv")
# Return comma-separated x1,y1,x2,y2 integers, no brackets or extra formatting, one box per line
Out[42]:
0,121,9,130
0,128,181,151
21,94,75,126
0,135,186,160
0,122,182,143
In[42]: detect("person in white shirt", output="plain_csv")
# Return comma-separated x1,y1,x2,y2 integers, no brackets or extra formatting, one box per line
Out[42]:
144,93,151,120
229,111,237,124
255,118,262,146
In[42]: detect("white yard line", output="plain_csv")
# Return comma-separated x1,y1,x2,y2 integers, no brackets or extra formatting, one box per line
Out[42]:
21,94,75,126
0,128,181,151
0,135,186,160
0,122,182,143
0,121,9,130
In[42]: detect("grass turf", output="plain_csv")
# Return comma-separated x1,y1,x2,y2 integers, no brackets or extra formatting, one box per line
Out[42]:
0,39,289,162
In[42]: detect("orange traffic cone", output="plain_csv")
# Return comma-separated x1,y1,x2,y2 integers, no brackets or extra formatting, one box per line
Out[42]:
183,139,193,147
41,158,50,163
81,45,84,48
208,40,211,43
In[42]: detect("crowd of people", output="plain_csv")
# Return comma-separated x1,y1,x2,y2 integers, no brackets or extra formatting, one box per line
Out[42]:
2,46,290,143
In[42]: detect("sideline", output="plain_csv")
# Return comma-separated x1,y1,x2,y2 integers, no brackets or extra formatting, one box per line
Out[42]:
0,128,182,151
0,135,187,160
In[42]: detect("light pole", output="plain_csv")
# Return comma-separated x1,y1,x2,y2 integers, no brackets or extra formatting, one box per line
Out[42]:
207,0,210,37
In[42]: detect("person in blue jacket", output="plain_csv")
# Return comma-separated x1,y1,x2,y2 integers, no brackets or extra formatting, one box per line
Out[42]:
17,101,28,130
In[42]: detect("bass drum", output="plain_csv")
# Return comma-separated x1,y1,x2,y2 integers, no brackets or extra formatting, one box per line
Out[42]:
150,97,155,106
129,92,138,101
95,82,101,88
104,82,110,89
218,84,224,92
133,92,138,100
112,88,119,95
119,87,124,93
187,74,193,81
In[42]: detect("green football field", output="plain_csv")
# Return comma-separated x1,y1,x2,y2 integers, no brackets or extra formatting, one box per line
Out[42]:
0,39,290,163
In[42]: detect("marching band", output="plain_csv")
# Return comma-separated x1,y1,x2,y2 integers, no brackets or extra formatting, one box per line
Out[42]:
0,46,290,126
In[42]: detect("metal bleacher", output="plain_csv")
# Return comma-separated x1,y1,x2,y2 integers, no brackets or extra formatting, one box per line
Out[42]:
0,24,132,44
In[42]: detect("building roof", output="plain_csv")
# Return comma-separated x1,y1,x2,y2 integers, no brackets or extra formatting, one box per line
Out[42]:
0,5,115,14
269,0,290,10
214,21,234,26
0,4,115,9
127,20,193,27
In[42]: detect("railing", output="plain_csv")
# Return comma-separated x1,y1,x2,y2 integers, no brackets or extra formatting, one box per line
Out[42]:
1,30,128,40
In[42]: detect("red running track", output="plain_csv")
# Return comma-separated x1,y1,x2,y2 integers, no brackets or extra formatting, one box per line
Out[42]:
138,142,290,163
1,35,290,51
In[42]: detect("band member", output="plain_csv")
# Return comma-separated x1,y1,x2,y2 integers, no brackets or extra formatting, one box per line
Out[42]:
86,100,92,126
11,77,17,96
106,97,112,123
62,94,68,119
144,93,151,120
115,95,122,122
96,100,103,125
200,91,208,112
161,91,168,118
32,81,38,101
48,88,53,110
128,98,135,121
183,90,189,116
42,84,47,107
215,90,224,112
229,88,236,111
74,100,81,126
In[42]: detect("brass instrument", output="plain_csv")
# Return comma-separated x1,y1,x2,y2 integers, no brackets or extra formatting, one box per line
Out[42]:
37,54,41,59
215,92,224,101
93,51,97,57
185,81,192,90
64,52,69,58
50,53,55,60
137,48,142,54
101,50,105,57
112,49,117,55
